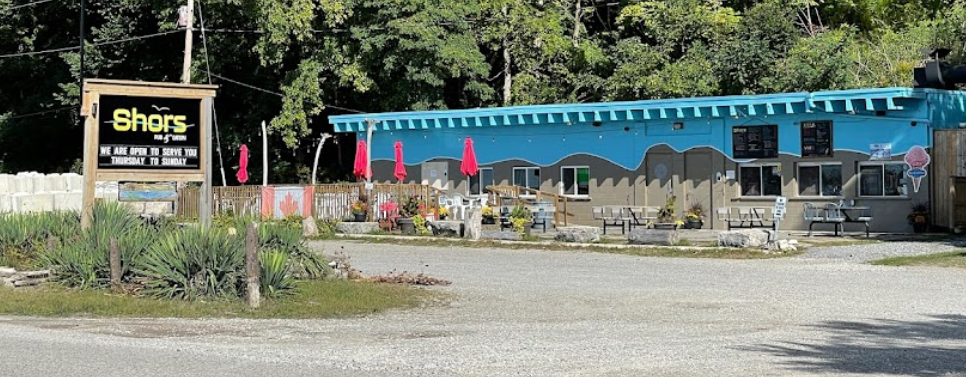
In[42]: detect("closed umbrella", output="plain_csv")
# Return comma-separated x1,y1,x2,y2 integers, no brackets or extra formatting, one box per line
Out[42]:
353,141,370,180
394,141,407,182
460,137,478,177
236,144,249,185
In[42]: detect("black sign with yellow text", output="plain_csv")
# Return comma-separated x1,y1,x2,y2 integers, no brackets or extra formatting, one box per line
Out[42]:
98,95,201,170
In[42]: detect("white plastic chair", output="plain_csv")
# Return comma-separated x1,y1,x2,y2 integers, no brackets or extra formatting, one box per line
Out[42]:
451,194,470,220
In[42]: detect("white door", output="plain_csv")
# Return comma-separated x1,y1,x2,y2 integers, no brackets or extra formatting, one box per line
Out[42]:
421,162,449,190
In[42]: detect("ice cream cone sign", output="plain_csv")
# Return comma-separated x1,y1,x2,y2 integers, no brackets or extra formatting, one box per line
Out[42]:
904,146,930,193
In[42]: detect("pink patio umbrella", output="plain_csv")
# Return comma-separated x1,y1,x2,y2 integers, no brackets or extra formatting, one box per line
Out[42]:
353,140,370,180
460,137,478,177
394,141,407,182
236,144,249,185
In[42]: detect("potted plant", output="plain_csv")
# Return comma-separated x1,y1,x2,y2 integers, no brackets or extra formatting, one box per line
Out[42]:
481,206,496,224
350,197,368,222
397,195,422,234
684,201,706,230
378,201,399,231
657,196,677,224
437,206,450,220
509,204,533,235
907,201,930,233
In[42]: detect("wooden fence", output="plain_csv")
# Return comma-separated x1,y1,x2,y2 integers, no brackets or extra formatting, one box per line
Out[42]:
486,185,572,226
176,183,444,221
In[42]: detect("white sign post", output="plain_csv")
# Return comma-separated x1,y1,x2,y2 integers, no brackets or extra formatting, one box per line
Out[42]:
772,196,787,241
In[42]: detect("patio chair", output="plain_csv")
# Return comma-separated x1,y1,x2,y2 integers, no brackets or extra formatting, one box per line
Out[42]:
593,206,625,235
451,194,471,220
532,207,554,232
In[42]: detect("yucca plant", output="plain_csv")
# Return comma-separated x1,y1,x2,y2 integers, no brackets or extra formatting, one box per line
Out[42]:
259,249,296,298
137,227,245,300
0,211,81,269
258,222,329,279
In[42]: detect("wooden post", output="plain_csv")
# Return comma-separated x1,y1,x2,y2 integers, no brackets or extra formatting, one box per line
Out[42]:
199,97,214,227
109,238,121,291
245,222,260,308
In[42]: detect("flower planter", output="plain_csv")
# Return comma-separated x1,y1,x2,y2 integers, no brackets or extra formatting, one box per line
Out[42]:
353,213,367,222
523,221,533,236
397,218,416,235
687,220,703,230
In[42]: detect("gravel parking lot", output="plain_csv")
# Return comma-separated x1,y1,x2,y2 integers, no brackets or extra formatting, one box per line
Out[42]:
2,240,966,376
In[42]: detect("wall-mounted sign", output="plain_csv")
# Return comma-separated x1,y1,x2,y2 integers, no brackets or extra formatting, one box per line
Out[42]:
904,146,930,193
870,143,892,161
654,163,668,180
98,95,202,170
732,125,778,159
801,121,832,157
118,182,178,202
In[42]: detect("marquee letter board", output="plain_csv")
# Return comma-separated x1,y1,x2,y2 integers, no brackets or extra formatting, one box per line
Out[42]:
98,95,202,170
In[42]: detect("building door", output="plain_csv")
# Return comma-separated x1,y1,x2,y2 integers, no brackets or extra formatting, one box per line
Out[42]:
645,152,674,208
421,162,449,191
685,151,714,228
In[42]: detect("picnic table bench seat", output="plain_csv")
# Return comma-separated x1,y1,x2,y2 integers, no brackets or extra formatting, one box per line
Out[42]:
716,207,775,230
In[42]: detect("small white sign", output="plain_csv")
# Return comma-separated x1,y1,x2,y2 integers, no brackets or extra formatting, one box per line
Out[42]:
364,182,374,191
870,143,892,161
725,170,736,180
773,196,788,219
430,169,438,178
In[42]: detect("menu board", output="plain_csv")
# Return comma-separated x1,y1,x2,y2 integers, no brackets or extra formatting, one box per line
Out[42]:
801,121,833,157
732,125,778,158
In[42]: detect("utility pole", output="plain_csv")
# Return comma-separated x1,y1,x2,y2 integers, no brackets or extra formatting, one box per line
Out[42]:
180,0,194,84
79,0,85,92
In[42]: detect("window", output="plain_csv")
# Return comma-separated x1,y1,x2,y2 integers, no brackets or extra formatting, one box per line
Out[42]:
513,167,540,191
468,168,493,196
798,163,842,197
801,121,833,157
739,164,782,197
859,162,907,197
561,166,590,196
732,125,778,158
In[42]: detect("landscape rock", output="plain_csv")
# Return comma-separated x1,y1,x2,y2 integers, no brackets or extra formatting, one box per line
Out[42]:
482,230,522,241
302,216,319,238
718,229,771,248
336,222,381,235
464,208,482,240
627,229,678,246
429,221,463,237
0,267,15,277
554,226,601,243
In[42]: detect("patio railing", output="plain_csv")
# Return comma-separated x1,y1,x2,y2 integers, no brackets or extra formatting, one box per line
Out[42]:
485,185,573,226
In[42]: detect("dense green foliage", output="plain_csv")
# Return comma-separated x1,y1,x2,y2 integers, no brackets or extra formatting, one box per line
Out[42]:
0,203,330,300
1,0,965,181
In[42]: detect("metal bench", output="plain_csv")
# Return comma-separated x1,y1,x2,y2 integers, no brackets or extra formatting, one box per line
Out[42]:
805,203,846,236
622,206,660,229
593,206,626,234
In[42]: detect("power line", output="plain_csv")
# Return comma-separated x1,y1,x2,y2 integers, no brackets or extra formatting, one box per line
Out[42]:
0,0,56,12
3,106,74,120
0,29,181,58
195,68,367,114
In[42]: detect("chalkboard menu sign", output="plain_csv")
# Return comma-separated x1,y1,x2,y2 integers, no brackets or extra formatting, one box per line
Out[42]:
801,121,833,157
732,125,778,158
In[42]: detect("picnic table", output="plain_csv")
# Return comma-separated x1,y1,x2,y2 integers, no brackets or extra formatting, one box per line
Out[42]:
717,207,775,230
804,203,872,237
592,206,659,234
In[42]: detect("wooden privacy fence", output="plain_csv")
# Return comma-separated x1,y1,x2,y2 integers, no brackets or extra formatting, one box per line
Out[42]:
486,185,573,226
176,183,444,220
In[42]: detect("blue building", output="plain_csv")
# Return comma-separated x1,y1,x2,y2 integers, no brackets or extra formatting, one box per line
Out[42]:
330,87,966,233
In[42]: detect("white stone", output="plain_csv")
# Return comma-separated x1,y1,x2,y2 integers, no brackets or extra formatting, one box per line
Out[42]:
0,194,11,212
463,208,482,240
429,220,463,237
63,173,83,192
0,174,13,194
628,229,679,246
44,174,68,192
302,217,319,238
10,193,54,213
555,226,601,243
52,192,83,211
13,176,33,193
336,222,381,235
717,229,771,248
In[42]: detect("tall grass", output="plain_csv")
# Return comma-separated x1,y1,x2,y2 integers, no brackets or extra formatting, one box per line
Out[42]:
138,227,246,299
0,211,80,269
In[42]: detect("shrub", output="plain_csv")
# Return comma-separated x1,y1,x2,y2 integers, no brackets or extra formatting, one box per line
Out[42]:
0,211,80,269
260,250,296,298
137,227,246,300
259,222,330,279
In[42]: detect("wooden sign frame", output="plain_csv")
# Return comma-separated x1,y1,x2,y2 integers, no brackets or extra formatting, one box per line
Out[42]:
81,79,218,228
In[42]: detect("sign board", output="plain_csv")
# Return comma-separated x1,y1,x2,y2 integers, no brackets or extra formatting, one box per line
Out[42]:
773,196,788,219
732,125,778,159
870,143,892,161
654,163,668,180
904,145,930,193
118,182,178,202
725,170,735,180
81,79,218,228
801,121,833,157
98,95,202,170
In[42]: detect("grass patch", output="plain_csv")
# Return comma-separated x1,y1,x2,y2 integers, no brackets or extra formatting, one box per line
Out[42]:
0,280,438,319
871,250,966,269
340,236,799,259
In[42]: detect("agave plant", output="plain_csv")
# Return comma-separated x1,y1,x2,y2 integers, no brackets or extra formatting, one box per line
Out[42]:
137,226,245,300
259,249,296,298
258,222,329,279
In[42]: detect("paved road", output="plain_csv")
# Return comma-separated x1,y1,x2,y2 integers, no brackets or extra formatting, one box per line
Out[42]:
2,240,966,376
